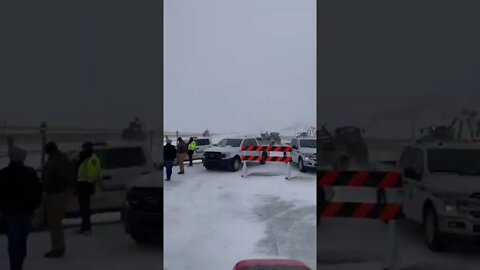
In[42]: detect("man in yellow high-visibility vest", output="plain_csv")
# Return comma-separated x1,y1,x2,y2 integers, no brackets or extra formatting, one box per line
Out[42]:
187,137,197,167
75,142,101,235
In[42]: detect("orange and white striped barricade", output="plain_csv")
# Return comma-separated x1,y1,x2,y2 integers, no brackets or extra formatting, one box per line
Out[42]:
318,170,402,270
241,145,293,179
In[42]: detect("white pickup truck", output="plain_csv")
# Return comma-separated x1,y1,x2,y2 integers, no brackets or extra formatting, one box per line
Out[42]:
290,137,316,172
398,141,480,251
203,136,260,172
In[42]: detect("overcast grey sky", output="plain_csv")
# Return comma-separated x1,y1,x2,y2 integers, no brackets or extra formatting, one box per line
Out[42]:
318,0,479,137
164,0,316,135
0,1,162,129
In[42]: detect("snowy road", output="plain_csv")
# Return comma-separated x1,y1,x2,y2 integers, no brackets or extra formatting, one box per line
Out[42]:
0,221,162,270
318,218,480,270
164,163,316,270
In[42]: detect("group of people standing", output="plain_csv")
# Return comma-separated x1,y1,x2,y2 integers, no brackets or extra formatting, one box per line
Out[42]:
163,137,197,181
0,137,101,270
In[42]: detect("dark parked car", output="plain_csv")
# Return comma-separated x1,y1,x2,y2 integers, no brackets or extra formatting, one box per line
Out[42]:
122,171,162,243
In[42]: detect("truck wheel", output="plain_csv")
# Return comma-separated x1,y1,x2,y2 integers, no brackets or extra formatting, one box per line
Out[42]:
260,151,267,165
204,164,214,170
231,157,241,172
423,205,447,252
298,157,306,172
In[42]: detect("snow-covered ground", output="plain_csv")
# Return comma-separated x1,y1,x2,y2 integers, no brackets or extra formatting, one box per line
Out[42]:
0,216,162,270
318,219,480,270
3,135,479,269
164,162,316,269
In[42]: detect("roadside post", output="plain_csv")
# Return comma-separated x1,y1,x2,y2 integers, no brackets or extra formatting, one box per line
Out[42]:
318,170,402,270
241,157,247,178
40,122,47,168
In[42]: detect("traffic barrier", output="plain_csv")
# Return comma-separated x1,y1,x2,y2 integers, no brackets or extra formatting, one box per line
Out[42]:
241,145,293,179
241,145,292,152
318,170,402,270
241,156,292,163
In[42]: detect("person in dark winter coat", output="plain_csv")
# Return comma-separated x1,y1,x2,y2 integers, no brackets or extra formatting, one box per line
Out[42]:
41,141,75,258
0,145,42,270
176,137,188,174
163,139,177,181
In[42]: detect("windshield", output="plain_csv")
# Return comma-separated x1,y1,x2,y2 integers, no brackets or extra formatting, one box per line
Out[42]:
427,149,480,175
195,139,210,146
217,138,242,147
300,139,316,148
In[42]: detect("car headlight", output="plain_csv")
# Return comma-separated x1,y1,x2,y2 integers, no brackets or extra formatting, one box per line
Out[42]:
305,155,315,160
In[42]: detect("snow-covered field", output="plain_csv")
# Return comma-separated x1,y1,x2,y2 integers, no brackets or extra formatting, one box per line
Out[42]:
164,162,316,269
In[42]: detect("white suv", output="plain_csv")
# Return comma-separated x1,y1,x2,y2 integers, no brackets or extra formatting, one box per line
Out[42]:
399,142,480,251
203,136,259,171
291,137,317,172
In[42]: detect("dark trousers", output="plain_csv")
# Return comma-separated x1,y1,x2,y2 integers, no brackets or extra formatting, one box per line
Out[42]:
78,193,92,231
165,160,173,179
77,182,94,232
5,214,31,270
188,150,194,165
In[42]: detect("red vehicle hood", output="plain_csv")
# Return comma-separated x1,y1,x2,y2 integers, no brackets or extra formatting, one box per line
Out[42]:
235,259,311,269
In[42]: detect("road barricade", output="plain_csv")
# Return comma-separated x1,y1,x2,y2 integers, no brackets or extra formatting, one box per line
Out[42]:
318,170,402,270
241,145,292,179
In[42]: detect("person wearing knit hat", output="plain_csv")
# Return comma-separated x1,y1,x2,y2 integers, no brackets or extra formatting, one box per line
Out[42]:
164,138,177,181
0,143,42,270
8,146,27,163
